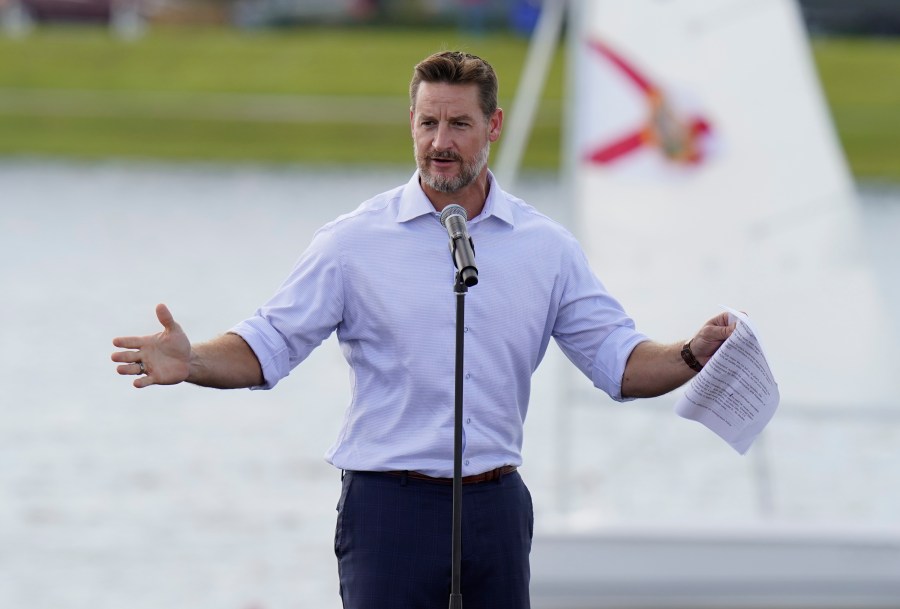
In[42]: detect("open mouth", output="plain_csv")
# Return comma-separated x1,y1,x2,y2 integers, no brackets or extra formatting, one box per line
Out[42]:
429,156,459,169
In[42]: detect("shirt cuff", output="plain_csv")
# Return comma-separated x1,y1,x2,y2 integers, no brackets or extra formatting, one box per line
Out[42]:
229,316,291,390
592,326,650,402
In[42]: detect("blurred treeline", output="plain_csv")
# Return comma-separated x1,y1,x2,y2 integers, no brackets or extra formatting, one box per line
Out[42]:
0,1,898,180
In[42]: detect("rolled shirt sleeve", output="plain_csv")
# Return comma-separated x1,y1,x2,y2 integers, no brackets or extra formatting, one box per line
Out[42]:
229,316,292,390
229,227,345,390
590,325,649,401
551,238,649,402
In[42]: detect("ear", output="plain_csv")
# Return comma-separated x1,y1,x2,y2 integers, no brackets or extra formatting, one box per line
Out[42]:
488,108,503,142
410,106,415,135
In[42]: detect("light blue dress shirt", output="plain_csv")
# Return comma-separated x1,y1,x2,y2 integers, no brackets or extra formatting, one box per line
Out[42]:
231,172,648,477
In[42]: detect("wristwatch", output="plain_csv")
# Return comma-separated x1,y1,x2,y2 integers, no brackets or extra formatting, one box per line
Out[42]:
681,340,703,372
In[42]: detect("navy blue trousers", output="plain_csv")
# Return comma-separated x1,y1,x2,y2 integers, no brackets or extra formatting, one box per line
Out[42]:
334,470,534,609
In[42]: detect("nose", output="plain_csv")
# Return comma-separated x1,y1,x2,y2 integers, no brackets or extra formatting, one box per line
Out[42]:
432,121,452,151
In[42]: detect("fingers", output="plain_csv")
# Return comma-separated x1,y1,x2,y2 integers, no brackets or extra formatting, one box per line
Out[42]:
712,322,736,340
689,311,744,364
706,311,731,327
115,362,144,376
156,303,180,332
726,322,737,337
112,335,147,350
114,304,191,389
111,347,143,363
134,375,155,389
698,321,735,343
113,304,174,389
115,359,152,390
698,312,738,342
111,342,150,389
114,305,176,349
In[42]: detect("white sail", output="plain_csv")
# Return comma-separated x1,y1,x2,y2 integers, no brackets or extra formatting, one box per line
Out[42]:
527,3,900,606
569,0,898,406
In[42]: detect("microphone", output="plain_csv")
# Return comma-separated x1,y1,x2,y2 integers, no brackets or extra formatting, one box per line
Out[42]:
439,204,478,287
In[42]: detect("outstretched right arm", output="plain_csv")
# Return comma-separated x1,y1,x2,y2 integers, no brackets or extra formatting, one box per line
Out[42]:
111,303,263,389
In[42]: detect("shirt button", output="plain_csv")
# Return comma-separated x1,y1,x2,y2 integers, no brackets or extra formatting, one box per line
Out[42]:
464,326,469,333
464,459,470,466
465,373,471,380
466,417,471,424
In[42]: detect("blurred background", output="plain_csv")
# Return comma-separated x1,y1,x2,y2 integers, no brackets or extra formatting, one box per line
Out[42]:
1,1,898,609
0,0,897,176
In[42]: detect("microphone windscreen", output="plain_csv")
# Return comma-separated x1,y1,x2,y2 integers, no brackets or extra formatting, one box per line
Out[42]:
439,204,467,227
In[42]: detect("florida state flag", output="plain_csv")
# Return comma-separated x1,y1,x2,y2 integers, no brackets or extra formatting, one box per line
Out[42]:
568,0,895,405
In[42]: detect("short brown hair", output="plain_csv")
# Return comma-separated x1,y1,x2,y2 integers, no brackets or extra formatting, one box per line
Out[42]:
409,51,499,119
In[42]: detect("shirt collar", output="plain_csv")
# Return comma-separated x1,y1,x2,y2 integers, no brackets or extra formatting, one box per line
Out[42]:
395,170,516,228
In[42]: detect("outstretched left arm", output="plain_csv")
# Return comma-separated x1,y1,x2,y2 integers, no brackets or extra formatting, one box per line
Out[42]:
621,312,735,399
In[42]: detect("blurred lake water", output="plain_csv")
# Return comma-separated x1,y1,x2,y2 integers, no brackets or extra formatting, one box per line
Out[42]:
1,160,898,609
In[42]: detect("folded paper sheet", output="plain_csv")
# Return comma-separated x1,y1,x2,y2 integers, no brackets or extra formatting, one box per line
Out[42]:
675,308,780,454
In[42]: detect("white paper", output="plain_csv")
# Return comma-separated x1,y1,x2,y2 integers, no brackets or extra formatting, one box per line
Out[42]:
674,307,780,454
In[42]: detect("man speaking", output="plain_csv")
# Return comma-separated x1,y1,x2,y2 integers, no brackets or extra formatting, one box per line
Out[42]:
112,50,734,608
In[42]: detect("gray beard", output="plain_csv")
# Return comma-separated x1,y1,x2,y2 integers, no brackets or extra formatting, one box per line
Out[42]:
417,142,491,194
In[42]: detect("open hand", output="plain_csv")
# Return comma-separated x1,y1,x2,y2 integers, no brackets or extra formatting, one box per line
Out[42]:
112,303,191,388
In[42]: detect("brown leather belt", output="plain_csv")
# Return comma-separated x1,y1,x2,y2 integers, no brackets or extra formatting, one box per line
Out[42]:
385,465,517,485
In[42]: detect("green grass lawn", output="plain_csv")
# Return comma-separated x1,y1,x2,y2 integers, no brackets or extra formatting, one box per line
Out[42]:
812,38,900,180
0,26,897,181
0,26,563,167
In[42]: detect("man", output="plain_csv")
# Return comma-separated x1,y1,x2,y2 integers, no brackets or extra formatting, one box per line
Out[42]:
112,51,734,609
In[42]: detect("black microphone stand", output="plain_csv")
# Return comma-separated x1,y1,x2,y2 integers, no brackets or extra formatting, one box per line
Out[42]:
441,204,477,609
449,269,467,609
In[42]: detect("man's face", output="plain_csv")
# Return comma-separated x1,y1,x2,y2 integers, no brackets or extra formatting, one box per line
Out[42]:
411,82,501,194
